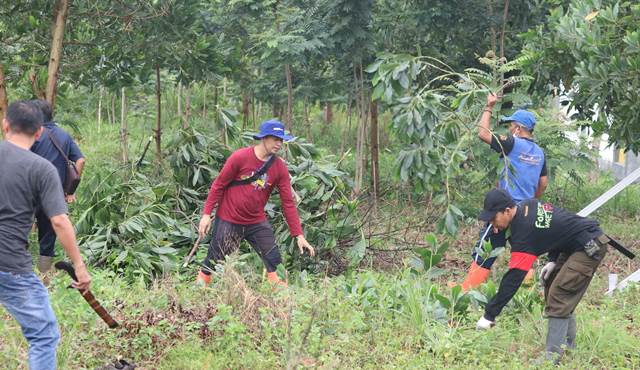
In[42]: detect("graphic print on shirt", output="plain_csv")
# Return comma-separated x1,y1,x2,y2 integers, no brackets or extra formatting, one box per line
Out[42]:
518,152,543,166
535,202,553,228
239,169,272,190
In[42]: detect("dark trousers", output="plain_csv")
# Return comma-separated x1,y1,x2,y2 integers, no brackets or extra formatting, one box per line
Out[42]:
202,218,282,272
471,223,507,269
35,210,57,257
544,241,607,318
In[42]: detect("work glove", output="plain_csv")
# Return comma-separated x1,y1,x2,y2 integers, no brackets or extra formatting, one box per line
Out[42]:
476,316,495,330
539,261,557,284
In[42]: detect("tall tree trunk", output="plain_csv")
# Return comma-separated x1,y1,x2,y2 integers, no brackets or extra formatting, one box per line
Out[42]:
154,65,162,164
487,0,496,55
183,83,191,129
177,82,182,121
213,83,219,127
321,102,331,137
110,93,116,125
222,78,227,101
252,94,257,128
120,87,129,163
202,82,207,118
353,63,368,196
324,102,333,124
303,96,311,141
590,135,602,182
29,68,46,99
370,99,379,201
284,64,293,130
0,64,7,119
97,86,103,130
106,92,112,126
242,91,250,129
45,0,70,110
499,0,510,61
340,97,352,156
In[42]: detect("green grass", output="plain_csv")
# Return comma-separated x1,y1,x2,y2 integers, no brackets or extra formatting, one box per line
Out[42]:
2,257,639,369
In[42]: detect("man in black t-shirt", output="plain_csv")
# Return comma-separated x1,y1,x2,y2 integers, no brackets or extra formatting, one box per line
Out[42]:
475,189,608,363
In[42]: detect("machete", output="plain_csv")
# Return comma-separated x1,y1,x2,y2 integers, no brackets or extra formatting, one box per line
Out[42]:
55,261,119,329
182,235,202,268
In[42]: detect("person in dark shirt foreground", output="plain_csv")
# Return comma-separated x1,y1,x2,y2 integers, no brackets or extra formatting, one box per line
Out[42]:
0,101,90,369
475,189,608,363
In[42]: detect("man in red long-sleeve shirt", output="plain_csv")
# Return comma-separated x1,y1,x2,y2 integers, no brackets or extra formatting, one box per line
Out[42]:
196,119,315,286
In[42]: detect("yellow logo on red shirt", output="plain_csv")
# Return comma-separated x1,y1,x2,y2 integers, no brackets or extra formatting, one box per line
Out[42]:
239,171,271,190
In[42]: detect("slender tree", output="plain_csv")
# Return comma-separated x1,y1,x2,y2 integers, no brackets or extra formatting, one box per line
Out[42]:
45,0,70,109
0,64,7,119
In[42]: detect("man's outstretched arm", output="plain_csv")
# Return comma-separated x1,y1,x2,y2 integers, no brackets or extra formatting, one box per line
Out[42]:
478,93,499,144
50,214,91,291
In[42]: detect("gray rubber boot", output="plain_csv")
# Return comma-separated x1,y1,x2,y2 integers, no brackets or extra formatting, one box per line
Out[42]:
38,255,54,273
545,317,570,364
566,314,577,350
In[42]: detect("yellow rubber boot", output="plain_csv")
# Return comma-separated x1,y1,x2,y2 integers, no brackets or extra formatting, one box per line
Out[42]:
460,261,491,292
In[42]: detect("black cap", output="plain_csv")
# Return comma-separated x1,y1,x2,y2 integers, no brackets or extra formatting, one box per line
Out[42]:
479,189,516,222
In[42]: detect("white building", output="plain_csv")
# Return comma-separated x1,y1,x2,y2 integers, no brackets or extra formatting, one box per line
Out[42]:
558,96,638,181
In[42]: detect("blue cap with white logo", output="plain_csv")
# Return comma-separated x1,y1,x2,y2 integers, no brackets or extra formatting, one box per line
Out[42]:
500,110,536,131
252,119,294,141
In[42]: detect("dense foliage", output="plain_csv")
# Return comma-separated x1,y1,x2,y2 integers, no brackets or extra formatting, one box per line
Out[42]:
521,0,640,151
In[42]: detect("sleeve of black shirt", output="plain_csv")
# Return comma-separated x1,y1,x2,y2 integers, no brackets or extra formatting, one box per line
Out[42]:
483,268,528,322
540,158,548,177
489,133,515,156
547,249,560,262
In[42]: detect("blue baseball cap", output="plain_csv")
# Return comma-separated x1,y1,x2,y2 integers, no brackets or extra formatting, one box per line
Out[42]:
500,110,536,130
252,119,294,141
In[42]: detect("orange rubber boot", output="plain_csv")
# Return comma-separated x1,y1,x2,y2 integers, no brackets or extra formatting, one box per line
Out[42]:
196,271,212,286
460,261,491,292
267,271,287,287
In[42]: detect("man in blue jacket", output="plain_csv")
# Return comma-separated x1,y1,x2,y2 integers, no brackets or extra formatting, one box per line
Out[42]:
30,100,86,273
458,93,548,290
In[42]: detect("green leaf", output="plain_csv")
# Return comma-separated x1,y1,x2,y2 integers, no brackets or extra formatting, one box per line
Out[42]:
152,246,177,255
365,59,383,73
114,249,129,265
399,73,409,89
372,83,385,101
348,238,367,268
